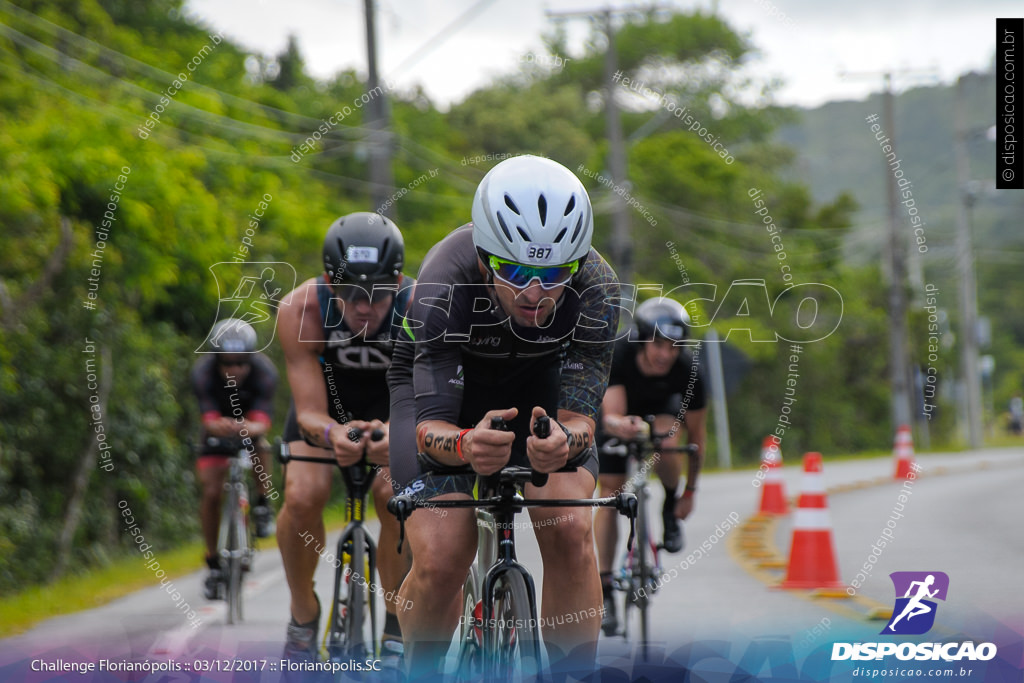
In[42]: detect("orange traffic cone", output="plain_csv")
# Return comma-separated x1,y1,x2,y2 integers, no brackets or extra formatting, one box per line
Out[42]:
758,436,788,515
893,425,916,479
778,452,844,590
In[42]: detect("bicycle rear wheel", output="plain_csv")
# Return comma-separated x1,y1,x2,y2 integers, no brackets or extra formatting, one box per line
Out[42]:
486,571,541,681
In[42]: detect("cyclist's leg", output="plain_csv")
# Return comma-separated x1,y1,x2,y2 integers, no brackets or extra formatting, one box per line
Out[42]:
197,455,229,562
371,468,411,643
649,413,685,551
388,373,478,675
253,436,275,499
398,487,476,676
526,461,602,668
650,413,683,495
276,440,332,625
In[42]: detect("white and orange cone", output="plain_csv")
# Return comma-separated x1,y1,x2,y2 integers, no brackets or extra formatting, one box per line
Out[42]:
893,424,916,479
758,436,788,515
778,452,844,590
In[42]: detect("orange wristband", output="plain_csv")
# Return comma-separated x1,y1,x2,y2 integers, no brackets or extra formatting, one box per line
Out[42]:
455,428,473,461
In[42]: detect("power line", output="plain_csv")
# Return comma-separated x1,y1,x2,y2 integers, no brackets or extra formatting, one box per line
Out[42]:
0,0,374,136
386,0,498,79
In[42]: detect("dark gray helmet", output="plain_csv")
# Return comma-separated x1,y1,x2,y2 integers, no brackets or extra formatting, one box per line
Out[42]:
323,212,404,285
208,318,258,352
635,297,690,342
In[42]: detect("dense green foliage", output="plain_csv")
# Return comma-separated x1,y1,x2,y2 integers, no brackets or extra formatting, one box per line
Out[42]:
779,71,1024,435
0,0,999,595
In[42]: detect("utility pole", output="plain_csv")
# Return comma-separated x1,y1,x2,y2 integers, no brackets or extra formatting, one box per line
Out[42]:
602,9,632,286
840,68,936,434
704,329,732,469
363,0,394,218
953,75,983,448
546,6,670,288
881,73,913,431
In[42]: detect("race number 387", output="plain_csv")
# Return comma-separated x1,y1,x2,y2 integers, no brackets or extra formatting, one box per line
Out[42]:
521,243,556,263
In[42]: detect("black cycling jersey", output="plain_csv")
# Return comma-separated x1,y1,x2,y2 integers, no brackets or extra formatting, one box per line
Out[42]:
607,338,707,417
282,275,415,442
191,353,277,454
388,225,621,494
598,337,707,475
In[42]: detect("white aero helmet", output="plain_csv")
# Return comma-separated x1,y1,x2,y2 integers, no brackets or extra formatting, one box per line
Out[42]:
471,155,593,267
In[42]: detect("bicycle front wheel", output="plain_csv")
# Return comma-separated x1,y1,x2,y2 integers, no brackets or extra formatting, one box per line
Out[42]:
486,572,541,681
223,486,245,625
633,487,651,658
455,565,483,679
328,528,375,661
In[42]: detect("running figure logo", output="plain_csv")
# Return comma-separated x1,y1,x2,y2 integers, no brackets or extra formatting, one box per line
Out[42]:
197,261,296,353
882,571,949,635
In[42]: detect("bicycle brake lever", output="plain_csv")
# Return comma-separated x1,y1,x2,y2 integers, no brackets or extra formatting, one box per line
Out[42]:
531,416,551,488
387,495,413,554
617,493,638,552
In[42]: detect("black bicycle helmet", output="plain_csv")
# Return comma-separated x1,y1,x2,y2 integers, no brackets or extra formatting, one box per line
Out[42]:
634,297,690,342
323,212,404,285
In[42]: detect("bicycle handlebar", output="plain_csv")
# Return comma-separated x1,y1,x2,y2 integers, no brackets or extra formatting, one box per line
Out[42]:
204,436,251,454
386,485,639,555
276,428,385,466
413,414,577,489
598,440,699,458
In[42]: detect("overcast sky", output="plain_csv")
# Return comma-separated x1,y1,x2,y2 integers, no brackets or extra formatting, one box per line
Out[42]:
183,0,1013,109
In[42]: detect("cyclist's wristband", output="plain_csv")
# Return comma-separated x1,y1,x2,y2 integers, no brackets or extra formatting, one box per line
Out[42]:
683,485,696,497
455,428,473,461
324,423,334,446
553,419,573,442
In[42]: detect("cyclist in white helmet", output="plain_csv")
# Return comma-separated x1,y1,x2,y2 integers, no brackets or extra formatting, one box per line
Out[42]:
387,155,622,675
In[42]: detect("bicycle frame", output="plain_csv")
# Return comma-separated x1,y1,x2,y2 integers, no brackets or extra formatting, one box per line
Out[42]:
277,432,382,662
599,418,698,660
329,459,379,660
389,464,638,680
217,445,254,625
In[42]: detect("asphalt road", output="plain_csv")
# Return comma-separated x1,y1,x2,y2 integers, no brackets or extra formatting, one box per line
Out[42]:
2,446,1022,680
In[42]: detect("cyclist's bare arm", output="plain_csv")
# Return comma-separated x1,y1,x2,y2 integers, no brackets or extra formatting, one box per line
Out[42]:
240,415,270,437
416,409,517,475
682,407,707,490
278,280,362,464
203,415,239,437
555,408,596,457
525,407,594,473
600,385,644,441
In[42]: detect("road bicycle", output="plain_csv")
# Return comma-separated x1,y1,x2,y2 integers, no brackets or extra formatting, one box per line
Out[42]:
597,416,698,660
387,416,639,680
277,427,384,663
205,436,257,625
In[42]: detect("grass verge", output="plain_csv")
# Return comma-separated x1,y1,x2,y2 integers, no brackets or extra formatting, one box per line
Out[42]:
0,501,357,638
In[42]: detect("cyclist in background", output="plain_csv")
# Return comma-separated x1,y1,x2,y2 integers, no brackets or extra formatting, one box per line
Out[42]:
275,213,414,665
594,297,707,633
191,318,278,600
388,155,621,675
